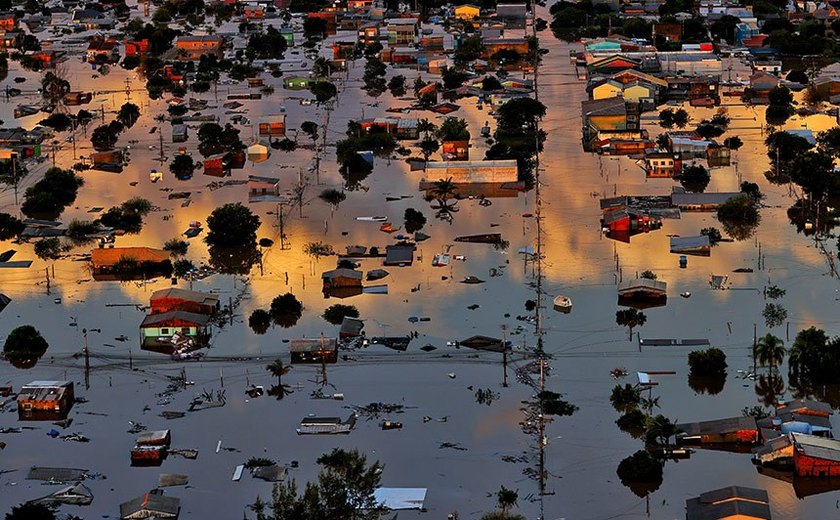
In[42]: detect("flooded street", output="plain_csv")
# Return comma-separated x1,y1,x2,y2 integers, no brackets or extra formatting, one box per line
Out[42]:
2,2,840,519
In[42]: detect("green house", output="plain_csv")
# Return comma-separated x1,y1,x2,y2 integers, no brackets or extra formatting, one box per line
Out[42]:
140,310,211,353
284,76,310,90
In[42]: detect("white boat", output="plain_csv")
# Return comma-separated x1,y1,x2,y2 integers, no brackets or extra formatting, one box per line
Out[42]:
432,254,450,267
355,216,388,222
553,295,572,313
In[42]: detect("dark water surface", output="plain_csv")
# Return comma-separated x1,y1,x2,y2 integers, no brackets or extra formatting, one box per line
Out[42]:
1,4,839,519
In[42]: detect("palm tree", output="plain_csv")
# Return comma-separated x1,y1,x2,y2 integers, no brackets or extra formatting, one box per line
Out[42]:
755,333,786,371
496,486,518,516
644,414,679,446
266,359,291,386
429,177,457,202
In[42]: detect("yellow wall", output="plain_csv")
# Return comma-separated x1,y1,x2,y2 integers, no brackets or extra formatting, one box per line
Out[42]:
623,84,651,102
590,114,626,131
593,83,622,100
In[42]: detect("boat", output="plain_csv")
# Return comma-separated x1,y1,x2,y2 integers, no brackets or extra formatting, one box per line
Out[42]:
356,216,388,222
183,227,202,238
414,232,431,242
454,233,502,244
733,267,754,273
553,295,573,313
432,254,450,267
379,223,400,233
461,276,485,284
680,292,691,298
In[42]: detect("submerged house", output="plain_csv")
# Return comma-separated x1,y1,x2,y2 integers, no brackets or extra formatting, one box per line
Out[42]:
618,278,667,302
290,338,339,364
120,490,180,520
17,380,74,420
686,486,771,520
791,433,840,478
150,289,219,316
581,97,643,152
297,413,356,434
91,247,171,280
140,311,211,353
670,235,711,256
322,268,363,298
677,416,759,445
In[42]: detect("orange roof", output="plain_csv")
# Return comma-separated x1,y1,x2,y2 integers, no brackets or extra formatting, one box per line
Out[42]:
91,247,168,267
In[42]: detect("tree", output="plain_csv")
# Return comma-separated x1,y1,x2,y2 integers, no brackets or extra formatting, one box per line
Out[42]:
163,238,189,257
90,123,122,151
264,449,383,519
319,188,346,211
404,208,427,233
249,309,271,334
700,227,722,245
388,75,406,97
762,303,788,328
645,414,679,445
495,98,546,134
323,304,359,325
495,486,518,516
717,194,760,241
788,327,840,385
610,383,641,412
270,293,303,327
755,333,785,370
616,450,662,489
419,136,439,162
639,270,656,280
266,359,291,387
206,203,261,248
99,198,151,234
678,164,710,193
301,121,319,143
117,102,141,128
41,72,69,105
34,237,61,260
436,117,471,141
4,503,56,520
724,136,743,150
0,212,24,240
788,150,839,203
3,325,48,369
740,181,763,202
310,81,338,104
616,308,646,339
687,347,727,377
170,154,195,180
21,167,84,220
247,26,289,60
316,448,384,519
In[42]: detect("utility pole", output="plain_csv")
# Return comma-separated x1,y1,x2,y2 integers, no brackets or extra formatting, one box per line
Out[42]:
83,328,90,390
45,268,50,295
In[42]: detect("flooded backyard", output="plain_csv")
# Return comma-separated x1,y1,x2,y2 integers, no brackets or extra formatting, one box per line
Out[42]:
3,2,840,519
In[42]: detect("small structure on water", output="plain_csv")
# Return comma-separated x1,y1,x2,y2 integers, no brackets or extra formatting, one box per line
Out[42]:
297,414,356,435
17,381,74,420
120,489,180,519
290,338,338,364
685,486,771,520
677,416,758,446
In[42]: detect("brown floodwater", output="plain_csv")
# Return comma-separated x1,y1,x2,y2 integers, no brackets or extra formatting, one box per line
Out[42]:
1,5,840,520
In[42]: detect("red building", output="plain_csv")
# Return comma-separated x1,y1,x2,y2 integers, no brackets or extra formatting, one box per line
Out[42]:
793,434,840,478
150,288,220,316
17,381,74,421
124,39,149,57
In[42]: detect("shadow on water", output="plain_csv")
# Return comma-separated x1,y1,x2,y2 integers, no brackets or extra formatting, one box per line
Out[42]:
209,244,260,275
687,373,726,396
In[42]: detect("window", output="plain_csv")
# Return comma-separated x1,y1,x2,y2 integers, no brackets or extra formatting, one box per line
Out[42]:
161,328,169,335
181,328,190,335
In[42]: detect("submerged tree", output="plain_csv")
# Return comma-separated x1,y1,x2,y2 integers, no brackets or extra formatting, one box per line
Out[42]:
3,325,49,369
616,309,647,340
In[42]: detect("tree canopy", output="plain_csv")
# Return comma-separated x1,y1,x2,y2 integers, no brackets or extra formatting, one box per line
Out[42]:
206,203,261,248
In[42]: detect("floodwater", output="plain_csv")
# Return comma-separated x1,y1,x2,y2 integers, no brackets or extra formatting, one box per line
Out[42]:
1,4,840,520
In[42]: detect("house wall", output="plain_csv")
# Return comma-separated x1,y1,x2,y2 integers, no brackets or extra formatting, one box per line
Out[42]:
141,325,199,338
593,83,622,100
589,114,627,131
795,451,840,478
623,85,651,102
